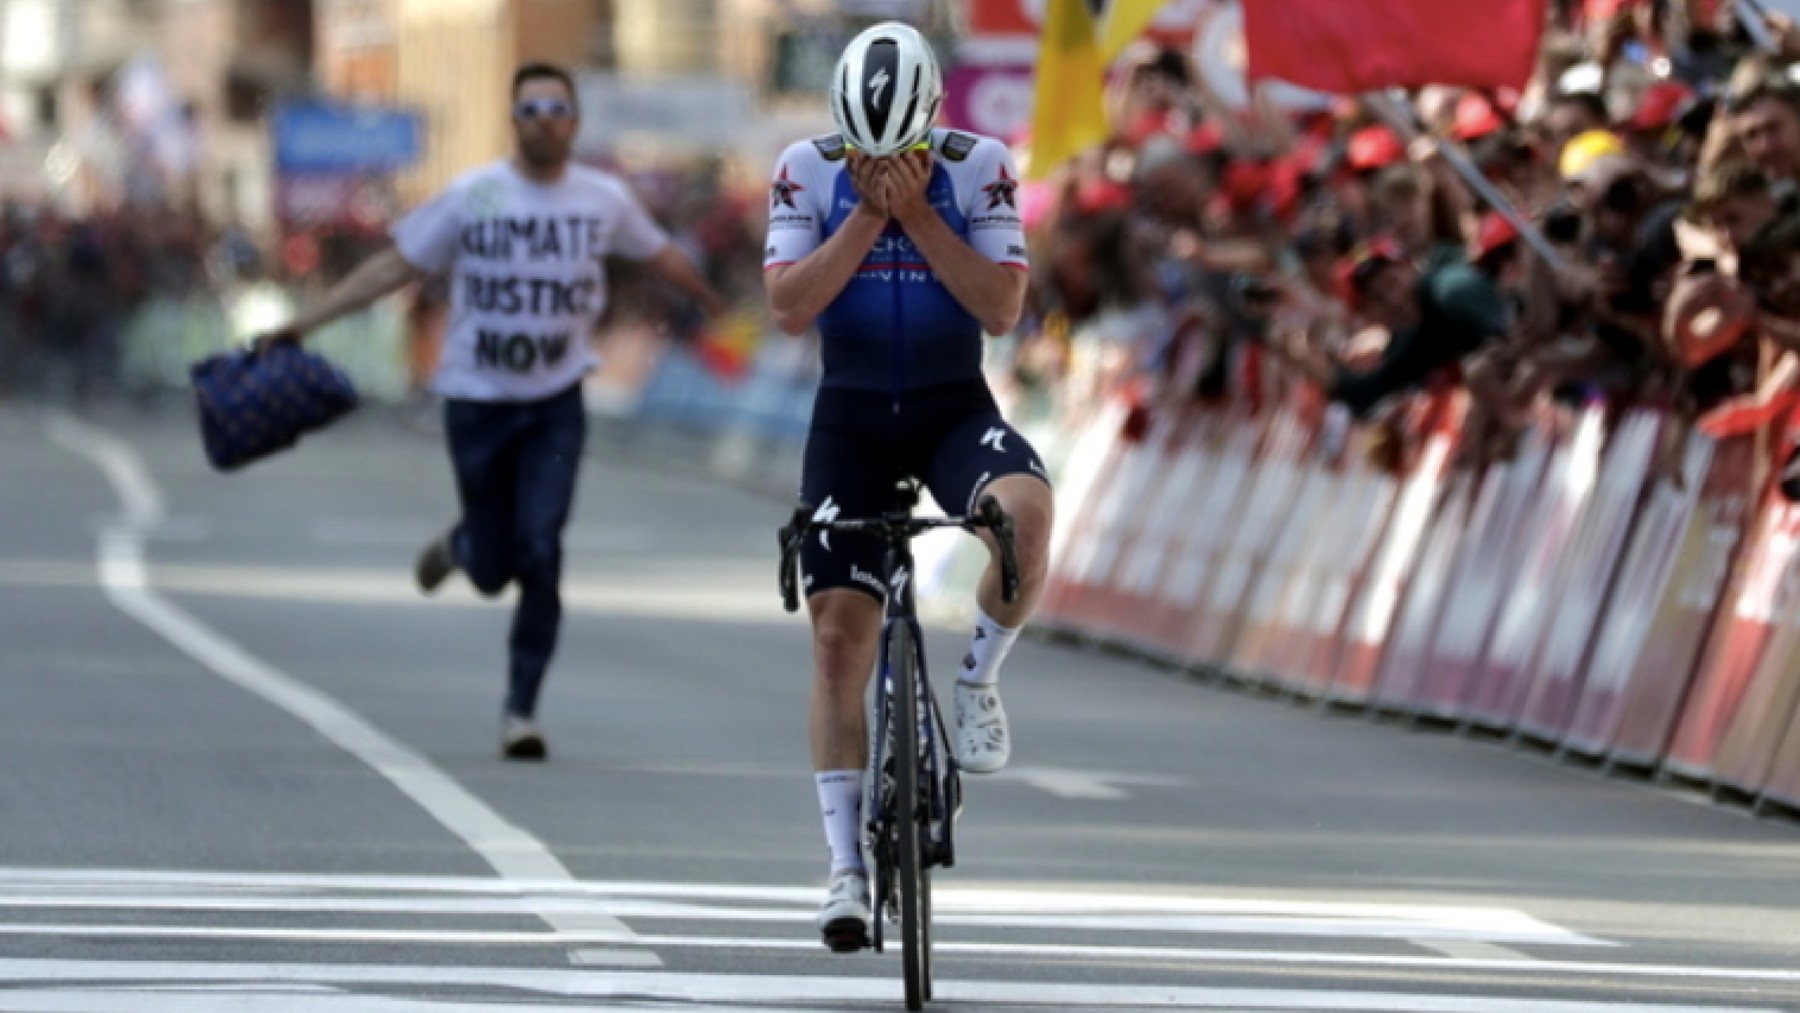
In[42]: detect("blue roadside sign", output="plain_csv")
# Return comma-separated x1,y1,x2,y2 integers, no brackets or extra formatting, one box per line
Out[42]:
272,101,422,174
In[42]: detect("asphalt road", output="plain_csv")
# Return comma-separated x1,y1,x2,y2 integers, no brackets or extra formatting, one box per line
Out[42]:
2,400,1799,1012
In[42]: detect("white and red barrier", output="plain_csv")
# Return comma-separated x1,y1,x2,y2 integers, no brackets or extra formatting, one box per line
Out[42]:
1000,394,1800,814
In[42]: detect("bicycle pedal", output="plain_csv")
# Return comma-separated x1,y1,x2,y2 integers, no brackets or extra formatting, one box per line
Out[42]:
822,919,871,954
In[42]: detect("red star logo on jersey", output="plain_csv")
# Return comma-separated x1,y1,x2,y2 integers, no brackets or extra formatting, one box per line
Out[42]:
770,167,805,210
981,165,1019,212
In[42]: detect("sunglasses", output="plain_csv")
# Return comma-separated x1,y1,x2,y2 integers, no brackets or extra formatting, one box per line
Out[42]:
845,140,934,155
514,98,574,122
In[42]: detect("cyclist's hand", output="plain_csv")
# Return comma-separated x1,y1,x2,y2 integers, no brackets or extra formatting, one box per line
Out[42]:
848,152,890,220
886,149,933,226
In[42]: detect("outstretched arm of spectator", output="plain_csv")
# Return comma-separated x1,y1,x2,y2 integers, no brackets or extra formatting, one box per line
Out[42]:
645,244,729,319
263,248,421,346
1411,138,1473,249
1700,350,1800,437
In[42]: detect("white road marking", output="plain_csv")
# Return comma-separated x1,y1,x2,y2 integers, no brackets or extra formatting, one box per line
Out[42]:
566,949,666,967
1415,939,1534,962
0,557,783,621
43,417,646,956
0,993,758,1013
304,517,663,553
620,934,1800,986
3,925,1798,987
0,868,1606,947
0,960,1780,1012
992,765,1188,800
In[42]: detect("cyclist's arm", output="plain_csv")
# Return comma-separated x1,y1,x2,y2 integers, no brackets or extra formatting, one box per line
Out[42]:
894,207,1027,337
765,205,886,336
890,146,1027,337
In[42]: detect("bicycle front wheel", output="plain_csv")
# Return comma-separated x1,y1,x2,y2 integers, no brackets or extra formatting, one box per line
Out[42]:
888,620,931,1011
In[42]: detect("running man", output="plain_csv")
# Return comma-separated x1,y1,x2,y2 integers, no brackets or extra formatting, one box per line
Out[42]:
762,22,1054,950
258,63,724,760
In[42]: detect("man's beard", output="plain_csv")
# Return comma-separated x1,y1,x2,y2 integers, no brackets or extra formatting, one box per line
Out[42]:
520,134,570,170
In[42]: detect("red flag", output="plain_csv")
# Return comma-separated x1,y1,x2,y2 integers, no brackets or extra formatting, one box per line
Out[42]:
1243,0,1546,95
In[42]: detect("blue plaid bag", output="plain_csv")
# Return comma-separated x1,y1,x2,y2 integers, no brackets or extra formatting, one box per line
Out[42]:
190,344,358,471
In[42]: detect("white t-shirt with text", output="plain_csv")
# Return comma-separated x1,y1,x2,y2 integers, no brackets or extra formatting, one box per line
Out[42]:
391,160,669,401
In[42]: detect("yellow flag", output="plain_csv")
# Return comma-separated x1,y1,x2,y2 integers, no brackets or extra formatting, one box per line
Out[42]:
1026,0,1109,182
1098,0,1171,61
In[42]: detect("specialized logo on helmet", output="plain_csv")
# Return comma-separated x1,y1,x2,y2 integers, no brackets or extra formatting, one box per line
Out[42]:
770,166,805,210
869,68,892,110
982,165,1019,211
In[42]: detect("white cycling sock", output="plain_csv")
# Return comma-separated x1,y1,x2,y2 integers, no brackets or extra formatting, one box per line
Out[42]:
958,608,1020,687
816,770,865,876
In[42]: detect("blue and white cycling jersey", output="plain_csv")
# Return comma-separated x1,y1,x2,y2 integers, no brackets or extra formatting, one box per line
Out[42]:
763,128,1029,394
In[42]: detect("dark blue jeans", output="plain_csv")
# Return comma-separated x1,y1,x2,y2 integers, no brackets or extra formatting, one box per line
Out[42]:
443,383,587,718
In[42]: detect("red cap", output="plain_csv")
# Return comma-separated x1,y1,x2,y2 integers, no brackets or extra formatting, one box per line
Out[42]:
1222,160,1272,214
1586,0,1645,20
1073,179,1133,216
1628,81,1695,132
1184,121,1225,156
1452,93,1506,142
1471,212,1521,261
1347,126,1405,172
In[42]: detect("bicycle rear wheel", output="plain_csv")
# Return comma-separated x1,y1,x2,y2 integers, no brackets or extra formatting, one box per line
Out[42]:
888,621,930,1011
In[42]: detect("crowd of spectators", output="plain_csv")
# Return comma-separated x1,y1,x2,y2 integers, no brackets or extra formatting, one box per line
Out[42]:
1005,0,1800,486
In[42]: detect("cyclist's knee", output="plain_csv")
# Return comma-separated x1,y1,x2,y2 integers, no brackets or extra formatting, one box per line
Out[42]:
984,477,1054,581
809,590,883,687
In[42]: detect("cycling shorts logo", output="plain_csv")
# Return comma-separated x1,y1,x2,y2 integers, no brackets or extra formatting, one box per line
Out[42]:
980,427,1008,453
967,472,991,515
851,565,886,594
812,496,841,551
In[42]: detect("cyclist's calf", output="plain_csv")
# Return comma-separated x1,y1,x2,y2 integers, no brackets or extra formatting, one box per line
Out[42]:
808,589,884,769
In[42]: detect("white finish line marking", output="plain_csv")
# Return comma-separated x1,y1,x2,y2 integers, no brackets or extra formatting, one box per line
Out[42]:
0,960,1782,1012
44,417,645,955
0,867,1607,947
993,765,1188,800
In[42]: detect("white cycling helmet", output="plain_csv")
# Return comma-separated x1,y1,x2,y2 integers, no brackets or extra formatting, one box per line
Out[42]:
830,22,943,157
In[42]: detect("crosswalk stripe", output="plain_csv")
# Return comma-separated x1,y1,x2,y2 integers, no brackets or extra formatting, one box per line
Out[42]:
0,960,1778,1012
0,925,1793,987
0,868,1606,947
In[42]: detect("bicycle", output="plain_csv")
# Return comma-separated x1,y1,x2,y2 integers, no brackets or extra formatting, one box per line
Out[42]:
779,481,1020,1011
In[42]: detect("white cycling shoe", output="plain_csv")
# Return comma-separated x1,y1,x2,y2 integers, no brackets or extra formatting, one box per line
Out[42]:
954,682,1011,774
817,869,871,953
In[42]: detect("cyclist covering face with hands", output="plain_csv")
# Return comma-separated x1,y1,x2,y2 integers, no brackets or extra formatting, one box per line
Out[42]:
762,21,1055,952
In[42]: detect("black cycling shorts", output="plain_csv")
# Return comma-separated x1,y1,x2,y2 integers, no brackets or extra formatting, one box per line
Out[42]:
800,381,1049,602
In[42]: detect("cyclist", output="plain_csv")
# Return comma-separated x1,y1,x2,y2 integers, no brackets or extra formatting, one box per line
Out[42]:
257,63,724,760
762,22,1054,951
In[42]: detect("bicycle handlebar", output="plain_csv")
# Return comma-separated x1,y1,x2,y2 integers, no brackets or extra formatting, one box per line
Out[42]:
778,495,1021,614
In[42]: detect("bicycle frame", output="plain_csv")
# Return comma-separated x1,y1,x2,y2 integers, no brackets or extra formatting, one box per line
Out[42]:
777,489,1017,1009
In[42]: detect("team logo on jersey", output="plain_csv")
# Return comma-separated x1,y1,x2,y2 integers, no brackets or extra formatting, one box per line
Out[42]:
812,134,847,161
941,132,979,162
770,166,806,210
982,166,1019,211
